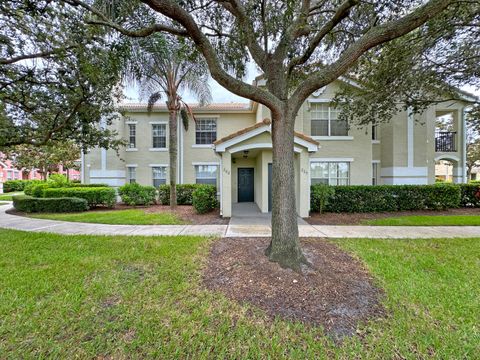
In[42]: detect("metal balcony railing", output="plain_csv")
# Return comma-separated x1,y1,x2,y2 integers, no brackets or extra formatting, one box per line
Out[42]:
435,131,457,152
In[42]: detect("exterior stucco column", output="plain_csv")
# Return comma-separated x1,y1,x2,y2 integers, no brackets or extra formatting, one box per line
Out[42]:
298,150,310,218
221,151,232,217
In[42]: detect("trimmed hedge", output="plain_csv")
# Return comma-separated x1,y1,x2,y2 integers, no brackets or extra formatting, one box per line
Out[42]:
13,195,88,213
3,179,44,193
158,184,202,205
192,185,218,214
25,182,50,196
43,187,116,207
70,183,109,188
459,183,480,207
118,183,156,206
311,184,462,213
310,184,335,213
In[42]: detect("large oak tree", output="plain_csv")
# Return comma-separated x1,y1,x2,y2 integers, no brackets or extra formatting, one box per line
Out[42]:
12,0,480,270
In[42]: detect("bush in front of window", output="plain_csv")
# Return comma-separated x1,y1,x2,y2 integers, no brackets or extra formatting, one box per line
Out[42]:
12,195,88,213
118,183,157,206
310,184,462,213
4,179,44,193
158,184,202,205
310,184,335,213
192,185,218,214
43,187,116,208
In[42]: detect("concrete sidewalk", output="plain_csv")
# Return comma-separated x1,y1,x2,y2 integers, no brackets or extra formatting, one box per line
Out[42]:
2,203,480,238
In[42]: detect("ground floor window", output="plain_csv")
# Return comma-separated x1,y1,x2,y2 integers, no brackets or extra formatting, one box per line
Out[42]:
372,163,378,185
311,162,350,185
152,167,167,187
195,165,218,185
127,167,136,184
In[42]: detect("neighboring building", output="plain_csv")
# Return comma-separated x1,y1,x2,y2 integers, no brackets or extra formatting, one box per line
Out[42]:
82,79,476,217
0,156,80,186
436,160,480,182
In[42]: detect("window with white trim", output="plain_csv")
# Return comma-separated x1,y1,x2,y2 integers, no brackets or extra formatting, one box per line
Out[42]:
372,163,378,185
152,124,166,148
311,162,350,185
310,103,348,136
128,124,136,148
127,167,136,184
6,170,13,180
195,118,217,144
195,165,218,185
152,167,167,187
372,124,378,140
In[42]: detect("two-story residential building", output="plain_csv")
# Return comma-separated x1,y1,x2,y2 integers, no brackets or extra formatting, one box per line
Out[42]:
82,79,475,217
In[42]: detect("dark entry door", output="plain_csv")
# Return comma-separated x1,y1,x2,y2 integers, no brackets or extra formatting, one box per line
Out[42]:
268,163,272,211
238,168,254,202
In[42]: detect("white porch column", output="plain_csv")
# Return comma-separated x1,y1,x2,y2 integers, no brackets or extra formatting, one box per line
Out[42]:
298,150,310,218
221,151,232,217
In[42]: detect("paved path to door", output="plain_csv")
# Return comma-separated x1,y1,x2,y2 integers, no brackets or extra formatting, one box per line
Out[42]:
2,202,480,238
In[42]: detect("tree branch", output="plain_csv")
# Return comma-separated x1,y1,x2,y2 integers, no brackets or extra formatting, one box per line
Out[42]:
140,0,281,109
287,0,359,74
290,0,456,111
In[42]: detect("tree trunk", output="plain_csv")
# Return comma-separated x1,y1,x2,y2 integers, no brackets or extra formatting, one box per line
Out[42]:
265,109,307,272
169,109,178,208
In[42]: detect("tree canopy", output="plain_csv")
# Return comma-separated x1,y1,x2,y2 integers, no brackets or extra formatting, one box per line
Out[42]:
0,1,130,150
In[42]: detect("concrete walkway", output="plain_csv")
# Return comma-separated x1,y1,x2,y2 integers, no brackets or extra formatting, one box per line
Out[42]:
2,202,480,238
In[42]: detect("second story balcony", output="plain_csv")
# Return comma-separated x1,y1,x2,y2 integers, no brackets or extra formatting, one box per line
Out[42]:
435,131,457,152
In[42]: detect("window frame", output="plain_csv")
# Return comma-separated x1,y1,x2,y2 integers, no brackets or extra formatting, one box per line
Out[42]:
195,165,218,185
127,167,136,184
152,124,167,149
372,162,378,185
128,124,136,148
152,166,167,187
310,161,350,185
310,103,348,137
195,118,217,145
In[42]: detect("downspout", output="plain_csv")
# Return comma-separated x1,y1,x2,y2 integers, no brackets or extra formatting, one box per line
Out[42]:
81,151,85,184
178,112,183,184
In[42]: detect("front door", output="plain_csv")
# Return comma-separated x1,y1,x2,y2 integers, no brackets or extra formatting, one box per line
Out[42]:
238,168,254,202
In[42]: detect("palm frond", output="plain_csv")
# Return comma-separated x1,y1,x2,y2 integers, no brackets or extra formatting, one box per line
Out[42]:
147,91,163,113
180,107,189,131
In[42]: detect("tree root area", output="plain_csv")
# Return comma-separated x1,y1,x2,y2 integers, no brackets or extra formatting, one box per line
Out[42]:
203,237,384,339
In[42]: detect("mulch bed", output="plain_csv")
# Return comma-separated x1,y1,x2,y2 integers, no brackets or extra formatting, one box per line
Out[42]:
203,237,384,340
306,207,480,225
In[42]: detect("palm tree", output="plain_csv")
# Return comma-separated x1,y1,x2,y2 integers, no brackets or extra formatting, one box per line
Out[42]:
128,34,211,208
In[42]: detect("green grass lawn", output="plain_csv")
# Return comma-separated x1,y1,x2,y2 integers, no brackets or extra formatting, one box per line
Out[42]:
0,229,478,358
0,191,23,201
29,209,186,225
364,214,480,226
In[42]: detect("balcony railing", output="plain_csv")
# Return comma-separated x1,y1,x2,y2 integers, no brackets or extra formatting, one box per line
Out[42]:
435,131,457,152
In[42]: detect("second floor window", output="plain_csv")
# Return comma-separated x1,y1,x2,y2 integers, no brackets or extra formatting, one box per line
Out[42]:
310,103,348,137
152,167,166,187
311,162,350,185
152,124,166,148
128,124,136,148
196,119,217,144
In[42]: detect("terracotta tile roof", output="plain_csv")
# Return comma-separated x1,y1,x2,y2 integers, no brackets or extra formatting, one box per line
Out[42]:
119,102,252,111
214,118,319,146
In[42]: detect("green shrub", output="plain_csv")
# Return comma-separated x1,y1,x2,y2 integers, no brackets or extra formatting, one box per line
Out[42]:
118,183,157,206
192,185,218,214
13,195,88,213
43,187,116,207
25,182,51,197
158,184,201,205
4,179,43,193
311,184,462,213
310,184,335,213
47,174,70,187
459,183,480,207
